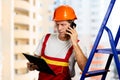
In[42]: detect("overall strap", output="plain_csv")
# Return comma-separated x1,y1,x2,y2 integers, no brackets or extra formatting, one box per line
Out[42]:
41,34,50,56
65,40,80,61
65,46,73,61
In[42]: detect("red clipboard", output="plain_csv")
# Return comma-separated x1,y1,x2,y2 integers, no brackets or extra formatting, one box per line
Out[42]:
22,53,56,75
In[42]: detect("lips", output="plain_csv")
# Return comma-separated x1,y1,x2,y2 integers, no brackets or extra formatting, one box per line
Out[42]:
59,32,65,34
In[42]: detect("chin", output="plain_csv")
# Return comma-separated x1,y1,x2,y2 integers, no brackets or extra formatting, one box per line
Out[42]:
59,33,66,37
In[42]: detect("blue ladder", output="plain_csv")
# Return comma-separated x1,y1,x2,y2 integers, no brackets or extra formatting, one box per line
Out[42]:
80,0,120,80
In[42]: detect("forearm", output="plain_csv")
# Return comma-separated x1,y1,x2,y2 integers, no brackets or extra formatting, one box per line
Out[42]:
66,26,87,70
73,43,87,71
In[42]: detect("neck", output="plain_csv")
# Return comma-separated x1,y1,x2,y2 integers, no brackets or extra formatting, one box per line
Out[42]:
58,34,70,41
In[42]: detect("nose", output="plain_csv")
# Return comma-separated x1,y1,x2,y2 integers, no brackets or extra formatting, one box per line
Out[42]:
57,25,62,31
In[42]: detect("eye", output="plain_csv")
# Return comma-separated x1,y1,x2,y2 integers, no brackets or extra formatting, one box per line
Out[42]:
61,24,67,26
55,23,59,27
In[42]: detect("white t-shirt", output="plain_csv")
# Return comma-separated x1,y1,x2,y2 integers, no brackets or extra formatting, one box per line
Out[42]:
34,33,87,77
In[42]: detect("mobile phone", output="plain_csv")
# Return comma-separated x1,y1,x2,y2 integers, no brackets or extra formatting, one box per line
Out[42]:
70,22,76,28
66,22,76,34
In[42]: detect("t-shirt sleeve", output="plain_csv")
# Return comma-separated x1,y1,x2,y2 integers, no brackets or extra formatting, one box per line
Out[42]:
34,35,46,56
78,40,89,58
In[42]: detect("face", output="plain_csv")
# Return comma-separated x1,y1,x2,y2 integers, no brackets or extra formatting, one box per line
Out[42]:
55,21,70,37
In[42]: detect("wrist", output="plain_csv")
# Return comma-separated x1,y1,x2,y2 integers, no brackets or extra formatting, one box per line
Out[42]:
72,42,78,47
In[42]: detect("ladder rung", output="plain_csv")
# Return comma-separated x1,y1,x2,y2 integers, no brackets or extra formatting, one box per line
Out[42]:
85,69,110,77
96,48,120,54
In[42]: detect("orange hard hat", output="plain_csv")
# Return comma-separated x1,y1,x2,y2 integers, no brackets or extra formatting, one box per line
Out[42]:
53,5,77,21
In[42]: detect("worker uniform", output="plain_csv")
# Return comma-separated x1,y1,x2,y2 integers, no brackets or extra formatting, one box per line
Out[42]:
34,33,76,80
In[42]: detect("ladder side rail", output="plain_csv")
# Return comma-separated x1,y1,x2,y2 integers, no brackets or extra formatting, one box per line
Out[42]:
114,26,120,45
101,54,113,80
100,0,116,28
104,26,120,79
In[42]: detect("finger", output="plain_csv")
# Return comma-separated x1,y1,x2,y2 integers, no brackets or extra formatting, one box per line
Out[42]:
68,26,76,33
66,31,72,37
29,65,37,71
27,63,34,70
66,27,73,33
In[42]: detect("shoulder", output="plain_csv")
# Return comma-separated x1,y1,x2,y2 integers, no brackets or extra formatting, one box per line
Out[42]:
45,33,58,38
44,33,57,36
41,33,58,41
